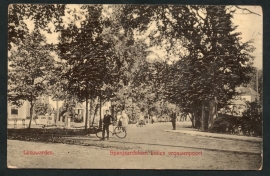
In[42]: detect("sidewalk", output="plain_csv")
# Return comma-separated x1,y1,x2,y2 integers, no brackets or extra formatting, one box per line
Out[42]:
164,128,262,142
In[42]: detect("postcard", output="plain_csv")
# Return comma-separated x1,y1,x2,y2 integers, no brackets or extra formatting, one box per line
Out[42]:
7,4,262,169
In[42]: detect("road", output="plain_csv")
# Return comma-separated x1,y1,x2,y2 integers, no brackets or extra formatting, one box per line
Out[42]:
7,122,262,169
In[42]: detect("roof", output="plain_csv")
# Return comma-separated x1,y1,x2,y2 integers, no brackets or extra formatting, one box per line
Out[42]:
235,87,260,96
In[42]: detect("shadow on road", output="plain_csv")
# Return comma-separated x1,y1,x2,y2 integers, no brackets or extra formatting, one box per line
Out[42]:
65,136,261,155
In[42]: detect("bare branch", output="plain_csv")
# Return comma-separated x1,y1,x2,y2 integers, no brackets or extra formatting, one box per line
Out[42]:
235,6,261,16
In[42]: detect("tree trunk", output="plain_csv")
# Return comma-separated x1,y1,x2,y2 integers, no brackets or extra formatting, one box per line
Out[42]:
89,98,92,128
28,99,33,129
99,96,102,128
85,97,89,130
92,103,99,126
208,98,217,130
56,99,59,126
191,109,195,128
191,107,201,129
112,103,115,120
201,102,206,131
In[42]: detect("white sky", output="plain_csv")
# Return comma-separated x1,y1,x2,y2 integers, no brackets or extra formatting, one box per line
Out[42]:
232,6,262,69
23,5,263,69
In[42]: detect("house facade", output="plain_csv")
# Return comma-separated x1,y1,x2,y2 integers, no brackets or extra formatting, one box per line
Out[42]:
7,96,52,120
219,87,259,116
235,87,260,102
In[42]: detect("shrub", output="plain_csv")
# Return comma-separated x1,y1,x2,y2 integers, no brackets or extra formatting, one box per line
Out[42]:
73,118,83,123
210,114,240,134
211,101,262,137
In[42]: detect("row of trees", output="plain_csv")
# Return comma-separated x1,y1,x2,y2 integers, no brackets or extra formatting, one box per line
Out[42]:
8,5,257,130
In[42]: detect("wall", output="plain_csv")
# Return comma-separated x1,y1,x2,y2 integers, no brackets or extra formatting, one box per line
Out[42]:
8,101,30,119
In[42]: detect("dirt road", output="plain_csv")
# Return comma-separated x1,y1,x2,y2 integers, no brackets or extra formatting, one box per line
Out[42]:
7,122,262,169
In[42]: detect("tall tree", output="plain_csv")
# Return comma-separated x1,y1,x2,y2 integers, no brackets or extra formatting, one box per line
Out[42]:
58,5,114,129
8,29,55,128
165,6,255,131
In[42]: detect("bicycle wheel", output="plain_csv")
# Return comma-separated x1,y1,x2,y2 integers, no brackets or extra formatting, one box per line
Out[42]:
96,129,103,138
114,126,127,139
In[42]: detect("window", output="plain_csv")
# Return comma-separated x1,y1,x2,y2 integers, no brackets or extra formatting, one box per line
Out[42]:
11,109,18,115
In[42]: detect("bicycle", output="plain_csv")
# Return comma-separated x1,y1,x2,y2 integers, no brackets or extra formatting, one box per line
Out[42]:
96,122,127,139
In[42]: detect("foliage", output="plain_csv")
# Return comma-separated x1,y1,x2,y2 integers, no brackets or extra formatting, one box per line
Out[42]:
34,102,53,115
210,114,241,133
211,101,262,136
102,12,154,114
58,5,117,102
8,4,65,50
57,5,120,129
8,5,259,132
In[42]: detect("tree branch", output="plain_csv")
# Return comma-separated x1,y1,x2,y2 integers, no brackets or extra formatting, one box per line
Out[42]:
235,6,261,16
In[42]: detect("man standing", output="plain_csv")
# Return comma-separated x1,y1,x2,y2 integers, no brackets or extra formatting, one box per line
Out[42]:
102,110,113,140
171,109,177,130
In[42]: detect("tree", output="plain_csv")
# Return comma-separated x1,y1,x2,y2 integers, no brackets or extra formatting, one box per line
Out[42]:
46,60,72,123
102,7,155,117
8,29,55,128
58,5,114,129
164,6,255,131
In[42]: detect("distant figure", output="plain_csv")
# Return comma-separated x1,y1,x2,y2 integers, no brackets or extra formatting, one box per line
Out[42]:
121,110,128,130
51,112,56,125
51,108,56,124
79,114,82,121
116,111,123,127
33,113,38,125
145,114,149,123
138,108,145,127
170,109,177,130
151,115,156,124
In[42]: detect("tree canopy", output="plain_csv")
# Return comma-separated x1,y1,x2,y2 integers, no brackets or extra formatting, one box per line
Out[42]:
8,4,259,131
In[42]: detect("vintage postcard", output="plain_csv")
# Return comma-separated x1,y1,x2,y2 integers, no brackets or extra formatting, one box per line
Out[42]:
7,4,262,169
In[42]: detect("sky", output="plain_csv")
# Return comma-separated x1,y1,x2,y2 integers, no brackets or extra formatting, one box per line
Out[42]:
24,5,263,69
232,6,262,69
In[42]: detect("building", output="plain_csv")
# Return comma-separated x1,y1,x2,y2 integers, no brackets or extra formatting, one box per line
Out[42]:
8,101,30,120
7,94,112,128
7,96,53,120
219,87,259,116
235,87,260,102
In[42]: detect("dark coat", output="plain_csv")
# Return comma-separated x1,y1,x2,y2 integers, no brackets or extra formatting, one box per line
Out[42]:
103,114,113,125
